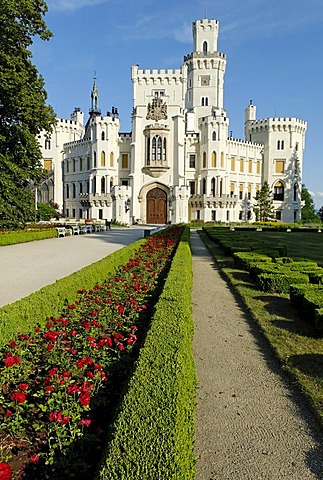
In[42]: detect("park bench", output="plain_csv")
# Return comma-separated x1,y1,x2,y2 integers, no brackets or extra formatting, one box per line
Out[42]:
56,227,66,237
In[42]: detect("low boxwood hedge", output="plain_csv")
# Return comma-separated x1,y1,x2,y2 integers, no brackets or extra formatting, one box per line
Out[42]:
97,227,197,480
233,252,272,271
302,290,323,324
257,271,309,293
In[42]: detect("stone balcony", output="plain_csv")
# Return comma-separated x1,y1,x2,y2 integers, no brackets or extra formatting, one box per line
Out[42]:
189,194,238,208
79,193,112,207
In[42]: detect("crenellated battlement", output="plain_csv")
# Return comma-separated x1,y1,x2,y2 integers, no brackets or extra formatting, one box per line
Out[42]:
131,65,183,84
64,139,91,150
248,117,307,133
227,137,263,148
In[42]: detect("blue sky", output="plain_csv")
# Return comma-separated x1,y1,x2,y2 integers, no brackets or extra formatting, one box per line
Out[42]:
31,0,323,208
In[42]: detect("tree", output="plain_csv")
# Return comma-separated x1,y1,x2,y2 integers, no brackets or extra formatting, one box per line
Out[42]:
318,206,323,222
253,180,274,222
301,184,319,223
0,1,56,228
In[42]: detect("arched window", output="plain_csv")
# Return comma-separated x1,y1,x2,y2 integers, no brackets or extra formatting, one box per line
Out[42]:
66,184,70,199
201,97,205,106
212,151,217,167
93,151,97,168
293,183,298,202
211,178,216,196
277,140,280,150
203,41,208,54
219,179,223,196
45,139,51,150
101,131,105,141
163,138,167,160
203,152,207,168
212,131,217,141
202,178,206,194
152,137,157,160
110,152,114,167
101,151,106,167
273,181,284,201
101,176,105,194
147,138,150,165
157,136,162,160
205,97,208,106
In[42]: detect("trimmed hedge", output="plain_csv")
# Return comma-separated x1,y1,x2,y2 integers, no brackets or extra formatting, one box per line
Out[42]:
302,290,323,324
0,229,57,246
233,252,272,271
0,240,144,347
97,228,197,480
257,272,309,293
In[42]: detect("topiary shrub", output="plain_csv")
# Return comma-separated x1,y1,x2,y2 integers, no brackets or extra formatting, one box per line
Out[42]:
257,272,309,293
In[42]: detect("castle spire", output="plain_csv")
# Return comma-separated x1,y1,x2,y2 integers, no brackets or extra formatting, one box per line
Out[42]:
90,72,101,115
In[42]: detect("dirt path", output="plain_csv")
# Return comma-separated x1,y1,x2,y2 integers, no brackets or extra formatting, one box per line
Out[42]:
191,231,323,479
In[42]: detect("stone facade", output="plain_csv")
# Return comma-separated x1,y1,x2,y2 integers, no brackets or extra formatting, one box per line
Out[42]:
39,18,306,224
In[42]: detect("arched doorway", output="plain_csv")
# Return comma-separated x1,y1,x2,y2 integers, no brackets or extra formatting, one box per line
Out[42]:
146,187,167,224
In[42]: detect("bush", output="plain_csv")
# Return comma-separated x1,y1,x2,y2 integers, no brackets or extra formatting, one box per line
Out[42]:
257,272,309,293
302,290,323,324
233,252,272,271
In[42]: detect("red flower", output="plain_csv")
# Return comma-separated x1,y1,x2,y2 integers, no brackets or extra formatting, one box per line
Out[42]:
4,409,12,418
79,392,91,407
0,462,12,480
11,392,26,403
68,304,76,310
117,305,124,314
29,454,40,464
19,383,29,391
9,340,18,349
78,418,91,427
4,355,20,367
45,386,55,393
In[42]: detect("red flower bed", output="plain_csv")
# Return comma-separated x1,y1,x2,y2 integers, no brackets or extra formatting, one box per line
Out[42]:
0,226,183,478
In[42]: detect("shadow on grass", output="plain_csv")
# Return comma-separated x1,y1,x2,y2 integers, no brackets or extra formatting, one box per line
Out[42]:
288,353,323,379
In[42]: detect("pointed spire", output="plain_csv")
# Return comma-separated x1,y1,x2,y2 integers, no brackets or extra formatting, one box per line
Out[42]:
90,72,101,115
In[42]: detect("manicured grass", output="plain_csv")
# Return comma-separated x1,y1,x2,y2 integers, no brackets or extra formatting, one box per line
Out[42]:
235,231,323,265
0,229,57,246
200,229,323,424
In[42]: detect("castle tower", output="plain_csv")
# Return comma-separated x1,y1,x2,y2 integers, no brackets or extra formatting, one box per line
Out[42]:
90,73,101,116
184,18,227,126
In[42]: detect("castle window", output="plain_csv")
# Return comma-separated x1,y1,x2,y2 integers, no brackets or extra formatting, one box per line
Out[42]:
45,138,51,150
220,152,224,168
231,157,235,172
79,182,83,194
247,184,251,200
240,158,244,173
189,154,196,168
256,161,260,174
202,178,206,194
212,131,217,141
203,152,207,168
157,136,162,160
73,159,76,172
211,151,217,167
72,183,76,198
273,181,284,201
101,151,106,167
211,178,216,196
230,183,235,197
163,138,167,160
79,158,83,171
239,184,243,200
66,161,69,173
248,160,252,173
66,184,69,199
101,176,105,194
101,131,105,141
203,41,208,54
121,154,128,169
295,142,299,151
189,181,195,195
294,183,298,202
94,151,97,167
44,159,52,171
275,160,285,174
110,152,114,167
276,211,282,220
277,140,285,150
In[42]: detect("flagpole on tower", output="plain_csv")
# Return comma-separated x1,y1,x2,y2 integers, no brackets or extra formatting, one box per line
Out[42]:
204,0,208,18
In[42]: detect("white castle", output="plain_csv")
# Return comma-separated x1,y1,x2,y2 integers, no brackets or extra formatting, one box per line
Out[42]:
39,18,306,225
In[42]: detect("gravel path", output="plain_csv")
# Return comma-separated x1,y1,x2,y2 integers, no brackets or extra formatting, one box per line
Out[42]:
191,231,323,480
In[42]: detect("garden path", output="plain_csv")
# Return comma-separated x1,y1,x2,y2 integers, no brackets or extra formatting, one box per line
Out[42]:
191,230,323,480
0,227,144,308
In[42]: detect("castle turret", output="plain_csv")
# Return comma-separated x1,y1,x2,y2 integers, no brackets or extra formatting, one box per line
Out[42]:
90,73,101,116
245,100,257,141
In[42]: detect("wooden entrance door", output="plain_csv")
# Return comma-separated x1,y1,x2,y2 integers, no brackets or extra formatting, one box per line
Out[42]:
146,188,167,224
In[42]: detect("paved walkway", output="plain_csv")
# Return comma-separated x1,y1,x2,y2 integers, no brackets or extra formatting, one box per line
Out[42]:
0,227,144,308
191,230,323,479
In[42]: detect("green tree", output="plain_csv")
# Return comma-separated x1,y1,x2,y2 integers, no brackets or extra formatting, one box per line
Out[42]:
253,180,274,222
318,206,323,222
0,0,56,228
301,184,319,223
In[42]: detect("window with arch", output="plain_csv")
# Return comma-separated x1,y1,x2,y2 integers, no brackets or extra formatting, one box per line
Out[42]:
110,152,114,167
101,176,105,194
211,177,216,196
219,178,223,196
211,151,217,167
202,178,207,195
101,151,106,167
203,41,208,54
72,183,76,198
79,182,83,194
201,97,209,107
73,159,76,172
45,138,51,150
273,181,284,201
203,152,207,168
93,151,97,168
277,140,285,150
212,131,217,141
66,184,70,199
220,152,224,168
293,183,298,202
101,131,105,141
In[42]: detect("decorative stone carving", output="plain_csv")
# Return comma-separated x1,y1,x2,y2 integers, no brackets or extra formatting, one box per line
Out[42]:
146,98,167,121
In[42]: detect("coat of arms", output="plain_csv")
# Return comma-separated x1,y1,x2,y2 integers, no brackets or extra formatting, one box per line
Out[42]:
146,98,168,121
